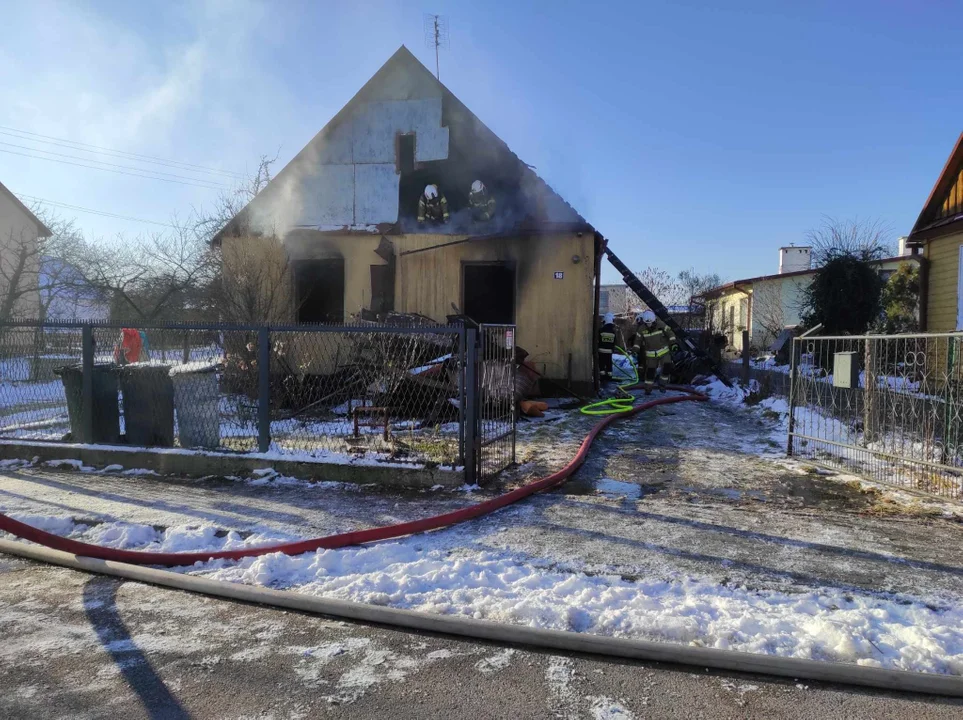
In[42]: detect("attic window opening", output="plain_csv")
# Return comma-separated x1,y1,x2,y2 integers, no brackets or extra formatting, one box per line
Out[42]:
396,133,416,174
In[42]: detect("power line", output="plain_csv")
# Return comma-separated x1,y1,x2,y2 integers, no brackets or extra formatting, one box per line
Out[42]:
16,193,178,229
0,140,229,188
0,147,226,190
0,124,246,181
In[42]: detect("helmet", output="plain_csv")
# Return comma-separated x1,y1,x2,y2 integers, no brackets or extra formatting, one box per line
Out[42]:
471,180,485,194
424,184,438,199
638,310,656,325
602,312,615,325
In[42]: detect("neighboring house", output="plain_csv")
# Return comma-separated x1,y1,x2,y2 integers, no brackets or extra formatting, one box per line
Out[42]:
218,46,602,390
905,132,963,331
39,257,110,321
0,180,51,321
704,246,918,353
598,284,643,316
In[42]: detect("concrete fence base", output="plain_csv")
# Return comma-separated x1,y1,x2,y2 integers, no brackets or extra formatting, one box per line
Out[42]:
0,440,463,489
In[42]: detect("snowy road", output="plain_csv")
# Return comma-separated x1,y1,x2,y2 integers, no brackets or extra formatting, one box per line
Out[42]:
2,387,963,678
2,555,962,719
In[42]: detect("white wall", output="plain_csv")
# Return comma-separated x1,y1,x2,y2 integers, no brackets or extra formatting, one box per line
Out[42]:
0,189,44,318
249,84,449,232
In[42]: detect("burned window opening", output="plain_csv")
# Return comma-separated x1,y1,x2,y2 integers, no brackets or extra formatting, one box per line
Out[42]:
463,263,515,325
295,259,345,324
396,133,416,174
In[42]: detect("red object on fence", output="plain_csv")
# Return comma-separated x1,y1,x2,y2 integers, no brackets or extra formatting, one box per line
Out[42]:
114,328,144,364
0,386,706,567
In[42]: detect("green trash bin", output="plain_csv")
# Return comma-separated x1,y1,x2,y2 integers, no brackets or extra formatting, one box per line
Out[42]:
54,363,121,444
170,362,221,449
116,364,175,447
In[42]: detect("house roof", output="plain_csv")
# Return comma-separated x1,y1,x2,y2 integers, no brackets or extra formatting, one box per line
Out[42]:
703,255,919,298
218,46,591,240
0,180,52,237
907,131,963,244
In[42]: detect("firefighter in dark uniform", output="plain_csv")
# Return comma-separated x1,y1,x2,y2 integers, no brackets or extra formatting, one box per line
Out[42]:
469,180,496,221
631,309,680,394
418,184,449,224
598,312,616,382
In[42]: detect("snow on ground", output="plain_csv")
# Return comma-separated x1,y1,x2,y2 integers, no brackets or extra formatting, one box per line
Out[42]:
3,508,963,674
2,379,963,676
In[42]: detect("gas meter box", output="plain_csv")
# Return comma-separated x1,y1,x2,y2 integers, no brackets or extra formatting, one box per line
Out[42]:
833,351,860,389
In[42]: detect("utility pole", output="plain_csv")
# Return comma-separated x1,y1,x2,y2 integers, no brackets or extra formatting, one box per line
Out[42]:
424,13,449,80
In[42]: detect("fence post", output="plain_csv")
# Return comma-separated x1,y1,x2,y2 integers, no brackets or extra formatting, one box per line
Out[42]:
464,327,478,486
864,336,877,444
741,330,750,386
81,325,94,443
510,327,517,466
257,326,271,453
457,326,466,466
786,338,799,457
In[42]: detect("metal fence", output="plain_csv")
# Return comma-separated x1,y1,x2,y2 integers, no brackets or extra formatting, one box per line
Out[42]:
0,320,517,482
788,332,963,501
475,324,516,480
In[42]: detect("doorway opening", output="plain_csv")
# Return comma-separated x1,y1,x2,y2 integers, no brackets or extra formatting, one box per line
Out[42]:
463,263,515,324
295,259,345,323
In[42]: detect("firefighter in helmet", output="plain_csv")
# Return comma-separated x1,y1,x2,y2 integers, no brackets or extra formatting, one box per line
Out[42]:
598,312,616,382
469,179,496,222
418,184,449,224
631,309,680,394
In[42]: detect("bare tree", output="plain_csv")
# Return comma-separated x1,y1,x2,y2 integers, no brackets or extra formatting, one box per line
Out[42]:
0,225,44,323
192,153,276,244
752,281,784,348
72,226,218,323
808,217,892,266
216,234,293,323
61,155,277,325
635,267,687,309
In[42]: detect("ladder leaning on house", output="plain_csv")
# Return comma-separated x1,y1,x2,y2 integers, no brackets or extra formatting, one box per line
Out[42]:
602,244,733,387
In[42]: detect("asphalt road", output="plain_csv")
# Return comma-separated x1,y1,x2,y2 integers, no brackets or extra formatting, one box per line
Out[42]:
2,555,961,719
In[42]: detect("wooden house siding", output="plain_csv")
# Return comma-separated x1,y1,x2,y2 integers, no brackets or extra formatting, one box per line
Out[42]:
924,230,963,331
255,231,595,383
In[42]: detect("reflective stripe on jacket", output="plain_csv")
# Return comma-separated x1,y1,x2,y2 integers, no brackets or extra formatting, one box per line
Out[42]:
599,323,616,355
635,325,677,361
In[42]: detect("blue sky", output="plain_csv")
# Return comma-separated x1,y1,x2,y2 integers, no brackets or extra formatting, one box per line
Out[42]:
1,0,960,284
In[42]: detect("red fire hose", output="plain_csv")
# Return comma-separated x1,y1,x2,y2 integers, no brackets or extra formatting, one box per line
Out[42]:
0,386,706,567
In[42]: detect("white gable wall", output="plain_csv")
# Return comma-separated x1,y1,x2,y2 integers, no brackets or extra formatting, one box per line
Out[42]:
249,73,450,233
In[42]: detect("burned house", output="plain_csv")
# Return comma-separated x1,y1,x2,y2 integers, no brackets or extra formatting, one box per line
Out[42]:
219,46,601,392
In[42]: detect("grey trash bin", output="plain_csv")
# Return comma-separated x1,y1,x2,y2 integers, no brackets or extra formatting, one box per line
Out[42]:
170,362,220,449
54,363,121,444
116,363,175,447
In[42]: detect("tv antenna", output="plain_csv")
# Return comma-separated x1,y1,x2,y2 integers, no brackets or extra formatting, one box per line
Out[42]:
424,13,449,80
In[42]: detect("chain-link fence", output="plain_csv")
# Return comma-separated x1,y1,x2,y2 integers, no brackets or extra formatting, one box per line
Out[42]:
0,320,479,473
475,324,516,481
725,359,793,397
788,333,963,501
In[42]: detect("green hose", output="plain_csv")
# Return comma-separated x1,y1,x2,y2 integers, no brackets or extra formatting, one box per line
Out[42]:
581,348,640,415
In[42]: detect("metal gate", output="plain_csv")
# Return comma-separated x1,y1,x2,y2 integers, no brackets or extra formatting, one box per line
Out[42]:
466,324,516,483
787,332,963,501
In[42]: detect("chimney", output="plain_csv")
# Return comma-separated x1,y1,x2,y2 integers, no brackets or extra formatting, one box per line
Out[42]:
897,236,911,256
779,246,812,274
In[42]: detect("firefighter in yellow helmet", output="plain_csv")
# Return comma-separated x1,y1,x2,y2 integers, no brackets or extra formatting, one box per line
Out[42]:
469,179,496,222
631,309,680,394
417,184,449,224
